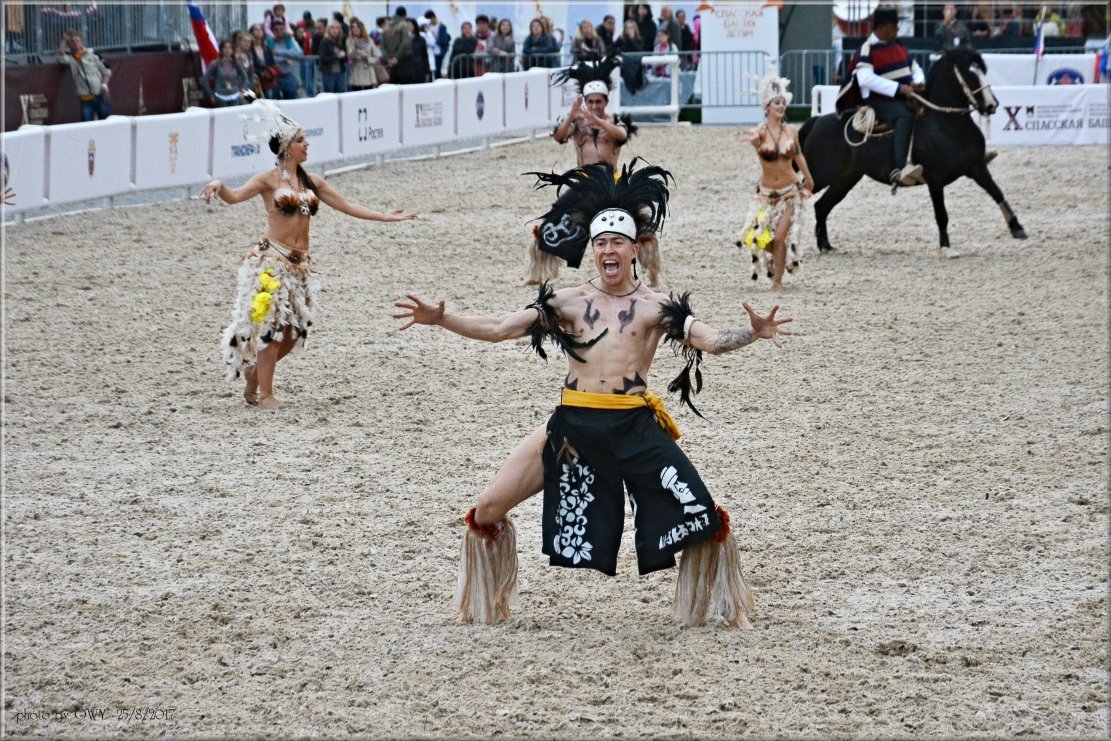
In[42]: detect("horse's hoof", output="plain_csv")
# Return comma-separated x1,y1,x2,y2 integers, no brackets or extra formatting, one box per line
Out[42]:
1011,229,1028,240
937,247,963,259
818,245,839,254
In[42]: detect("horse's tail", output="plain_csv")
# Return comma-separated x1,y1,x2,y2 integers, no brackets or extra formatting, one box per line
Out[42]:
799,116,818,149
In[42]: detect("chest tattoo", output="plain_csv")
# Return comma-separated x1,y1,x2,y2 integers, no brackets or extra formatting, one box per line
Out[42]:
612,371,647,394
582,299,601,330
618,299,637,333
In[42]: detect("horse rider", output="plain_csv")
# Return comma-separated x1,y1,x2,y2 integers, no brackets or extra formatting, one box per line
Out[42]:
840,6,926,188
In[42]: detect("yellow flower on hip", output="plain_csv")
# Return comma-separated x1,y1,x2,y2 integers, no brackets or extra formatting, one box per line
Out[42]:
743,228,756,248
756,228,773,250
250,291,273,324
258,271,281,294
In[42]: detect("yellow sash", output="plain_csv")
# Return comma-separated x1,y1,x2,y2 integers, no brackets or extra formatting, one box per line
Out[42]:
560,388,681,441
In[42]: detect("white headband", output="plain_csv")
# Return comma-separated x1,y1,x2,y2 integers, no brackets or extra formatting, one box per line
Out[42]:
583,80,609,98
590,208,636,241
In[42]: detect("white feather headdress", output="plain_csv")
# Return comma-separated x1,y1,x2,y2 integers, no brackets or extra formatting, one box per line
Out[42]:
758,63,792,108
239,99,301,154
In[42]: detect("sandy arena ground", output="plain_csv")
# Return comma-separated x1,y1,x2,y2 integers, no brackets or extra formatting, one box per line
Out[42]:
2,126,1108,738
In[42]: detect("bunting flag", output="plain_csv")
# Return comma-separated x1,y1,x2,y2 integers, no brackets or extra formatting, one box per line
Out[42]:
187,0,219,68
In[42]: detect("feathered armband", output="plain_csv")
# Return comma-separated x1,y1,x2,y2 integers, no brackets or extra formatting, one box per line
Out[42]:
526,282,608,363
659,292,705,418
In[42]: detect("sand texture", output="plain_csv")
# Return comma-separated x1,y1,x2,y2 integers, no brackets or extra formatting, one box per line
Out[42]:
3,127,1108,738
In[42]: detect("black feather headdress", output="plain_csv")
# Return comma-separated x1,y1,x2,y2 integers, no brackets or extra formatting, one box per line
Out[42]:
523,157,672,267
552,49,624,95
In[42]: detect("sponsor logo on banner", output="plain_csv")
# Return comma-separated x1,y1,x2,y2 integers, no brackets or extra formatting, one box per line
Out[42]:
1047,68,1084,85
303,127,324,137
356,107,384,141
168,132,180,173
2,152,9,191
1002,103,1084,132
475,91,485,120
232,125,261,158
1087,101,1109,129
87,140,96,176
415,102,444,127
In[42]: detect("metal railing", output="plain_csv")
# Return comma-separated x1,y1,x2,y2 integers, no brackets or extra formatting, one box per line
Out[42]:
4,2,249,63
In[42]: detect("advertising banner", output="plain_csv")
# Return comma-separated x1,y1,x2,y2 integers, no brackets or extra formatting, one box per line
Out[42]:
983,53,1098,87
505,68,552,130
132,108,211,190
699,1,779,124
1,126,47,213
277,95,342,164
986,84,1110,146
339,87,402,157
456,74,507,138
210,104,273,180
400,80,456,147
47,116,132,205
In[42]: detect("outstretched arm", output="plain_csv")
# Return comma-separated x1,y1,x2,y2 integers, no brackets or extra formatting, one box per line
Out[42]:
393,295,539,342
312,175,417,222
686,301,792,355
201,172,268,204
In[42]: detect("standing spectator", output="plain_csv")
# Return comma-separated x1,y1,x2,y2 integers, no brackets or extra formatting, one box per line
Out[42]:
406,18,432,83
333,11,349,39
204,39,249,107
301,11,314,30
996,5,1022,39
522,18,559,69
447,21,478,78
319,20,348,93
616,20,646,91
473,15,493,76
652,28,676,76
233,30,260,97
57,29,111,121
692,13,701,67
372,17,387,45
264,3,288,38
658,5,681,51
424,10,451,79
487,18,516,73
347,18,379,91
292,23,314,95
596,15,618,54
381,6,415,84
571,19,605,61
969,3,993,39
249,23,278,99
934,3,973,50
266,18,303,99
636,4,657,52
676,9,695,68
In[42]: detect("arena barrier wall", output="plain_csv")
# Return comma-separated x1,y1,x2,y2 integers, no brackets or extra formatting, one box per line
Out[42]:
455,74,507,140
2,126,48,214
338,86,403,158
809,83,1109,148
47,116,131,206
400,79,457,148
504,68,553,132
2,68,569,220
132,108,211,192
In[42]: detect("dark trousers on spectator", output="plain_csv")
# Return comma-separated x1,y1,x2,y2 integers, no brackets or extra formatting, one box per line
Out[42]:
80,94,111,121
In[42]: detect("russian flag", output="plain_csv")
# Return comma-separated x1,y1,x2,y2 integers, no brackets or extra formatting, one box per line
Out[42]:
187,1,219,68
1032,7,1046,58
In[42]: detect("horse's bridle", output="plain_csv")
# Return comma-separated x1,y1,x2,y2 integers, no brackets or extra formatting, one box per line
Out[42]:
952,64,992,113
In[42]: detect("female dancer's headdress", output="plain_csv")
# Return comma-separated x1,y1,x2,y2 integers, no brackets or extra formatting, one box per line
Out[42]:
240,99,301,154
525,156,672,268
553,49,623,98
758,67,792,108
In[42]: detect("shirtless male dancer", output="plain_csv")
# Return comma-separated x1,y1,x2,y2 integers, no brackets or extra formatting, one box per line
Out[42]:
395,160,792,627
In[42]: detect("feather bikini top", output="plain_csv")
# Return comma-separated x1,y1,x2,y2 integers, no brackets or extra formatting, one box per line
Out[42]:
273,187,319,217
757,124,797,162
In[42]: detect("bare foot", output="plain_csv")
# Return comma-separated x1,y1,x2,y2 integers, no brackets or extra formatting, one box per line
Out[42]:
244,367,259,406
257,394,284,409
771,282,784,292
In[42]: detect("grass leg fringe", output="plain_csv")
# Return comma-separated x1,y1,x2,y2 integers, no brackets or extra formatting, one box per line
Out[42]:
674,506,755,629
524,231,562,286
454,508,518,625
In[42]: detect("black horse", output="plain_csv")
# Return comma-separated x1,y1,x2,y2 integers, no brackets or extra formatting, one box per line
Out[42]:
800,47,1026,255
